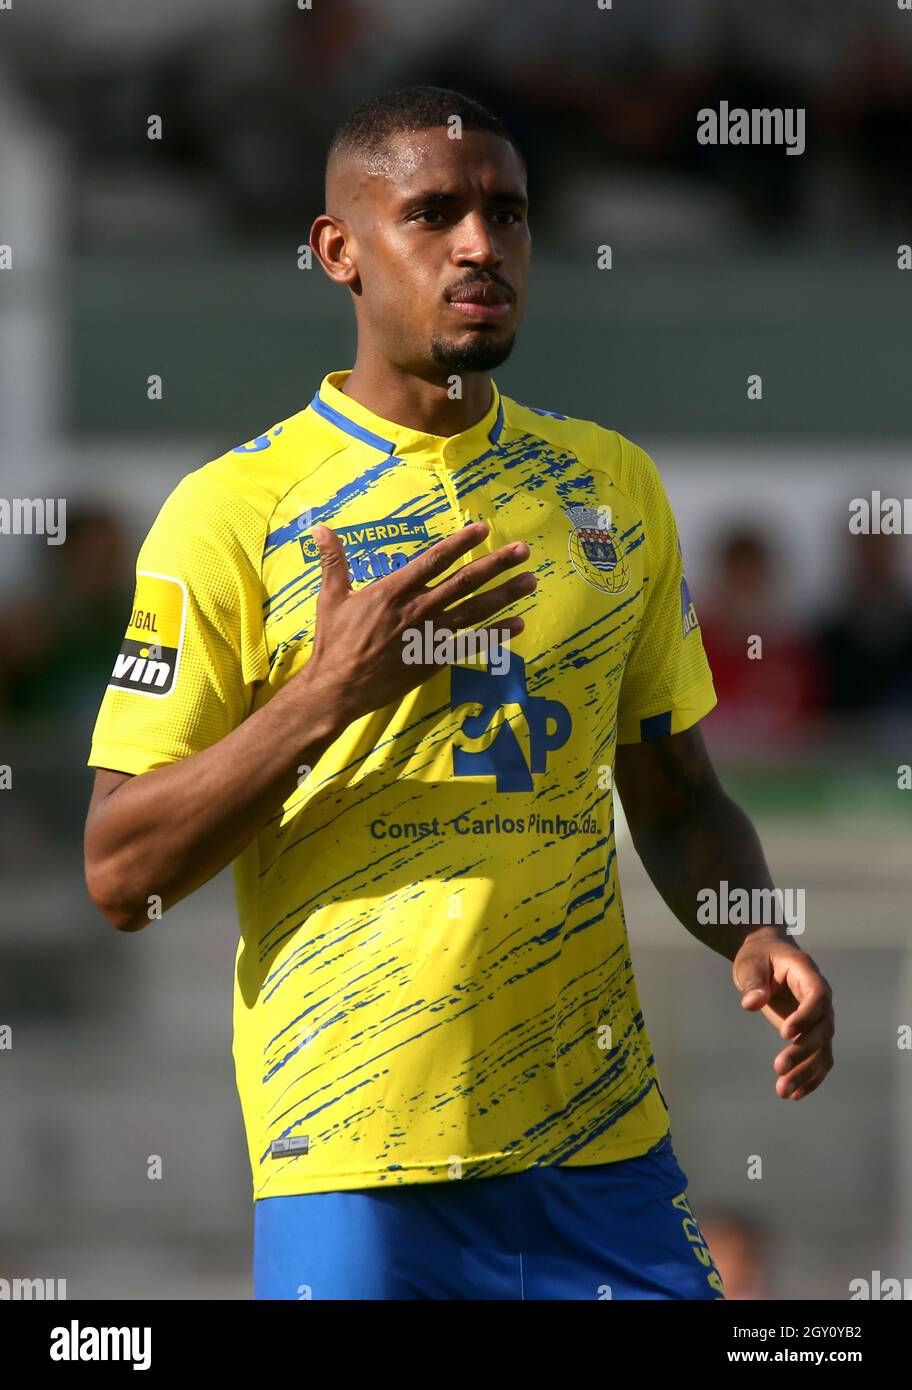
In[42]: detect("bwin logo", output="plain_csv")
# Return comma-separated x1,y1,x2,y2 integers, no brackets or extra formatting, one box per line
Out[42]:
451,652,571,792
108,640,178,696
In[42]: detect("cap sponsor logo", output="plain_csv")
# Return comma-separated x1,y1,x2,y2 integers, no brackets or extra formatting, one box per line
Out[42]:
108,572,186,697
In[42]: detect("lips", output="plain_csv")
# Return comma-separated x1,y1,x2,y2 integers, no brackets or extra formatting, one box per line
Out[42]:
447,282,512,306
446,282,513,323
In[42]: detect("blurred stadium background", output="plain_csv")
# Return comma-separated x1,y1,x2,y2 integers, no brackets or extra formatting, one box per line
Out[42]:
1,0,911,1300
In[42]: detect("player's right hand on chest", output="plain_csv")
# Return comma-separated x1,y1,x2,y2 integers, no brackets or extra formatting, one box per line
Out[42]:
300,521,536,723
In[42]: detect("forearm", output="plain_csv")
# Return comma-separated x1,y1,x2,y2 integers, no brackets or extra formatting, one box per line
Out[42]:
628,788,783,962
86,521,537,932
85,666,347,931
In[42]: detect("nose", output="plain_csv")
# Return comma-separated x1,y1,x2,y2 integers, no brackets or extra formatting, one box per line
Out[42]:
451,211,504,270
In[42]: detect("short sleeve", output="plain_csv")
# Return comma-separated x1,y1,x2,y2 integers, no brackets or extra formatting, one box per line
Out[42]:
616,445,717,744
87,469,270,775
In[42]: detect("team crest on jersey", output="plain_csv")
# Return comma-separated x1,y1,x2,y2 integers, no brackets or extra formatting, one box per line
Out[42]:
107,572,186,697
564,504,630,594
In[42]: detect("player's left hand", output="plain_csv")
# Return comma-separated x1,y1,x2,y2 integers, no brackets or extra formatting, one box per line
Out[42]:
732,928,835,1100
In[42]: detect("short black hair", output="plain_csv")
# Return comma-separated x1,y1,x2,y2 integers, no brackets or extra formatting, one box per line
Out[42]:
326,85,525,193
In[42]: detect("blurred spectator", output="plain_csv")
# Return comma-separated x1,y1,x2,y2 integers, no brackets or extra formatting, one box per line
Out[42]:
698,526,824,755
0,505,130,732
8,0,912,240
173,0,404,232
425,0,714,221
815,530,912,721
701,1210,773,1300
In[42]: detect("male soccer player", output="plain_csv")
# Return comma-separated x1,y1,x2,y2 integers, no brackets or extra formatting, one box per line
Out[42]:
84,86,835,1300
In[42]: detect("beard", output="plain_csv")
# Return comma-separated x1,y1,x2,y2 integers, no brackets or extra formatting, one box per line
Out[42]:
429,329,516,373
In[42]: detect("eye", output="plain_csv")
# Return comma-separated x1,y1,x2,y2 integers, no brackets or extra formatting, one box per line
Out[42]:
411,209,446,223
492,209,524,225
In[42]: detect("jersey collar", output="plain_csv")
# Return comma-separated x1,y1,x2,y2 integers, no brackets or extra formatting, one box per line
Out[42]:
309,369,505,470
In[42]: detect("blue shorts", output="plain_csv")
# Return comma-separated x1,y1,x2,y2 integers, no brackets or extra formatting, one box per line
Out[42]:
253,1134,725,1300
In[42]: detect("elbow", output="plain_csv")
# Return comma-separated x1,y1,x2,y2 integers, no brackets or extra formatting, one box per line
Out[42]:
85,857,150,933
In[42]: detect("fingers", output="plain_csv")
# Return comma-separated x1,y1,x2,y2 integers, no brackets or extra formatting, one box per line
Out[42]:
773,1043,834,1100
766,954,834,1099
773,1014,835,1073
779,988,832,1041
486,615,525,635
312,524,352,601
440,570,538,631
777,960,833,1039
476,616,526,645
398,617,527,669
392,522,495,593
312,523,536,627
420,537,533,614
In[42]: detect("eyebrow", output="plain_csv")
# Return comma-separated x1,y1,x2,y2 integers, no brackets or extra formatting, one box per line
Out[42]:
400,188,528,211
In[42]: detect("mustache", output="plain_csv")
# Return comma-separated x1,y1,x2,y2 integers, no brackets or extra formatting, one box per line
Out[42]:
446,273,514,298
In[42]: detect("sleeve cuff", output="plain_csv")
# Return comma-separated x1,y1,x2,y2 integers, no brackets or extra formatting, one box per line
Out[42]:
87,741,185,776
616,678,718,745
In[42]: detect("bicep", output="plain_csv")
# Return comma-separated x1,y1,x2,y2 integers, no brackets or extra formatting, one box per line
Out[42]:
614,724,722,835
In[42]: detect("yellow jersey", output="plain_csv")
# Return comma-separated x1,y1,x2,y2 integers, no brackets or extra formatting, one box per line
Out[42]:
88,369,717,1200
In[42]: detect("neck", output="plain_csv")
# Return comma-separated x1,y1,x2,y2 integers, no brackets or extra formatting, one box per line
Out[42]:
341,352,493,437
